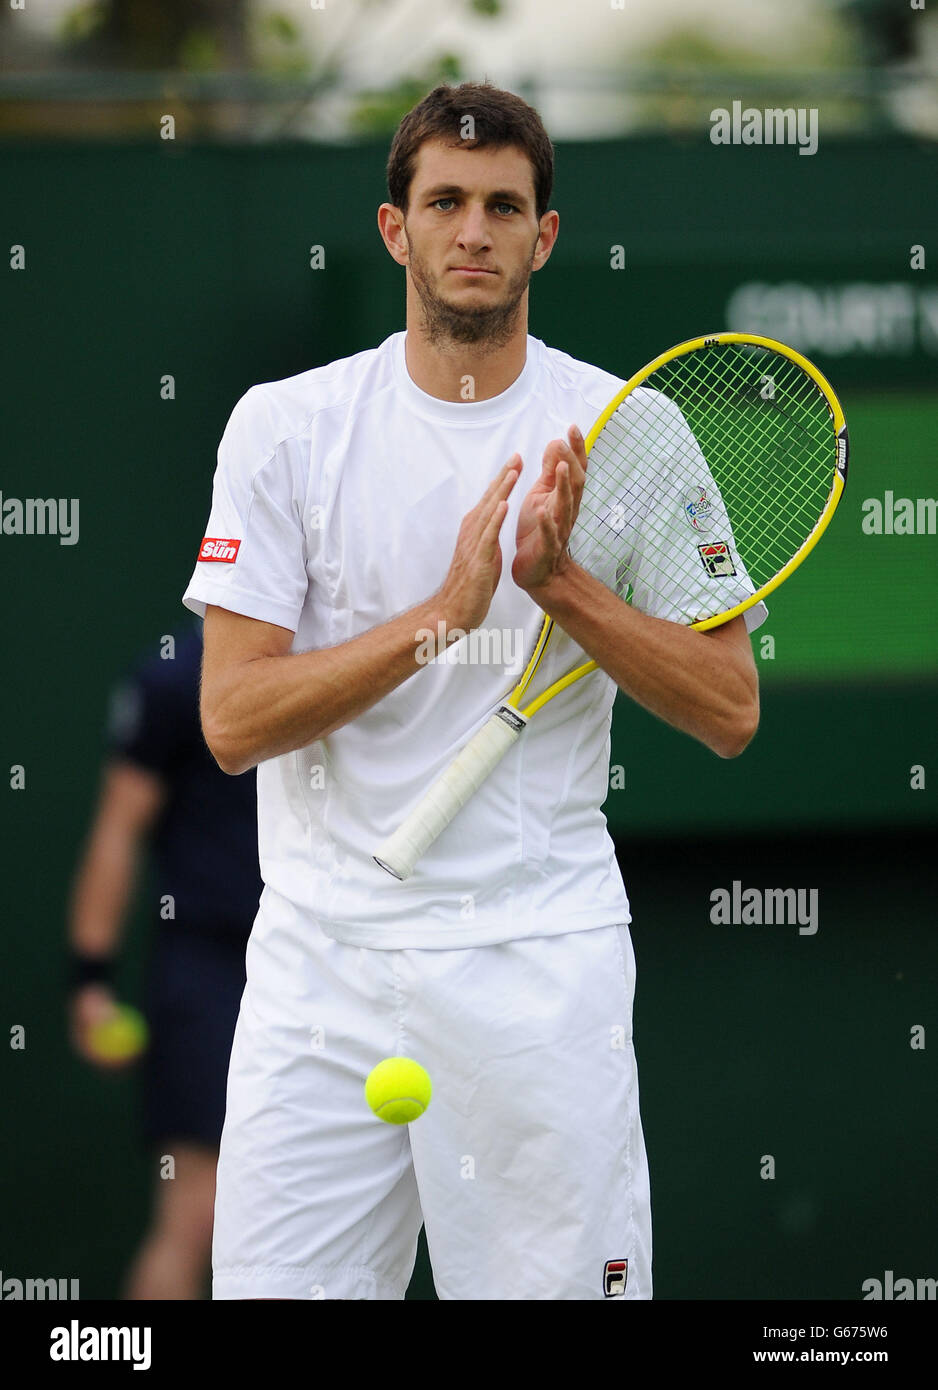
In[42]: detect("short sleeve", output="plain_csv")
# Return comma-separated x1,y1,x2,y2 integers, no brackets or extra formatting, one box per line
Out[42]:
182,386,309,631
577,387,768,635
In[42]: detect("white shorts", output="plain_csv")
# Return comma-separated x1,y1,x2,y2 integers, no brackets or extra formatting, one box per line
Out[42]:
212,888,653,1300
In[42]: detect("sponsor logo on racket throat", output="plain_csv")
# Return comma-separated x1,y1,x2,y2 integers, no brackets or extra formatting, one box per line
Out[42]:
495,704,528,734
698,542,737,576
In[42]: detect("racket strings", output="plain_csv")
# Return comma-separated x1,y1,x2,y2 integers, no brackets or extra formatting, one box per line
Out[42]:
570,343,838,617
673,348,834,516
674,354,833,580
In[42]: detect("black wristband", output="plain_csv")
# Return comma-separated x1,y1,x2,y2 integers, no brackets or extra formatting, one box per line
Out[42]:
67,951,116,990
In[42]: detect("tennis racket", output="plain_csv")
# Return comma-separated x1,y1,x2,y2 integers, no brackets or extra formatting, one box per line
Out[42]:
374,331,848,880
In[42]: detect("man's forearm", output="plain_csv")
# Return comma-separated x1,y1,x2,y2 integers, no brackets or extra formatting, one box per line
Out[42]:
69,764,164,958
206,599,450,775
526,561,759,758
69,833,139,957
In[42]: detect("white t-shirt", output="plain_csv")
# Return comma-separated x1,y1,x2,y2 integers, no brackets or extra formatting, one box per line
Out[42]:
183,331,766,950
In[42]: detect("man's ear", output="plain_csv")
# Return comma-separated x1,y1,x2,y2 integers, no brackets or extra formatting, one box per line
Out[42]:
377,203,409,267
532,210,560,272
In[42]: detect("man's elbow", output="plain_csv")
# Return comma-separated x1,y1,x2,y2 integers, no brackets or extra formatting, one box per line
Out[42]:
206,737,247,777
214,749,252,777
202,712,250,777
712,695,760,759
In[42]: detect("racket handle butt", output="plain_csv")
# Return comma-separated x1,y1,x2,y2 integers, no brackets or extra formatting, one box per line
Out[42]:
372,853,406,882
373,706,527,880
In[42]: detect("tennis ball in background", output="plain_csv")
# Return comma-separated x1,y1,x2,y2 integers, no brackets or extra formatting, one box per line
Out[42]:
365,1056,432,1124
88,1005,149,1063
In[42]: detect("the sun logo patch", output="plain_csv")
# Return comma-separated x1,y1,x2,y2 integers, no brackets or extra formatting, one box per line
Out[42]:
199,537,241,563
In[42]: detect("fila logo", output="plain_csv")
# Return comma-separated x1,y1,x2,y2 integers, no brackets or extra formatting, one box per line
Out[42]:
697,541,736,577
199,537,241,563
603,1259,628,1297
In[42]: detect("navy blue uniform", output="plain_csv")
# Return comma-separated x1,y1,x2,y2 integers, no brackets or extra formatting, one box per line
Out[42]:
105,620,262,1147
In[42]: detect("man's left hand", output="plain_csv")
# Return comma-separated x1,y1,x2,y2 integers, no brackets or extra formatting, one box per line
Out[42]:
511,424,588,592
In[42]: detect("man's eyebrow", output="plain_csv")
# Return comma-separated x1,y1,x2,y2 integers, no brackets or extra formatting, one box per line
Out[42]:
422,183,531,205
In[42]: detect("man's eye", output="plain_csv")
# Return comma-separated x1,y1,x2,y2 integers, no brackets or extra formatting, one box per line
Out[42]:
495,203,518,215
434,198,456,211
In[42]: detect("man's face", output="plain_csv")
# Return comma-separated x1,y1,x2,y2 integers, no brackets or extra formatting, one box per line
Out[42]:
399,138,549,347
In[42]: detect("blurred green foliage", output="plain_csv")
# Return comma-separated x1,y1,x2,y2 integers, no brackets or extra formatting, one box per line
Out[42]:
351,54,463,136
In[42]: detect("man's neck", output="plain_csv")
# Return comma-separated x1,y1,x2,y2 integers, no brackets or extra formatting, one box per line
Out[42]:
402,323,529,403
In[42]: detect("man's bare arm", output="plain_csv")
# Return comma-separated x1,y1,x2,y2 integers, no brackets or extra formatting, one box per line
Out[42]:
513,425,758,759
69,760,166,957
201,459,521,775
527,561,759,759
202,602,445,775
67,760,166,1065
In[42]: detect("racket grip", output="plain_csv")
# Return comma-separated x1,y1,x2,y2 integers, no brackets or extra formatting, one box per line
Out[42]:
374,705,527,880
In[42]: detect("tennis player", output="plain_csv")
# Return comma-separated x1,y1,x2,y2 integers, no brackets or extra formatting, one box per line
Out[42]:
67,618,260,1298
183,82,763,1301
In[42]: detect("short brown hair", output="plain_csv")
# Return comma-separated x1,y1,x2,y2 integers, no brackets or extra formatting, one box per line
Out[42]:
387,82,554,221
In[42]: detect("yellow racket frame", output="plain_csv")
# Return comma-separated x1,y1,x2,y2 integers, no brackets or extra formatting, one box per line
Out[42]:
506,331,848,719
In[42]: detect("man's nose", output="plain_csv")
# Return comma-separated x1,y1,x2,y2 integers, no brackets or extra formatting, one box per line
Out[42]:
456,205,492,249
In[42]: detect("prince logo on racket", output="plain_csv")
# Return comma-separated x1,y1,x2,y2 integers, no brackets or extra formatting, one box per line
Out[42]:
186,82,846,1303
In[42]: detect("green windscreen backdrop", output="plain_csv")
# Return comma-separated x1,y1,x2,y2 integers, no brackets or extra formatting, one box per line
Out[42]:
3,137,934,836
1,136,935,1301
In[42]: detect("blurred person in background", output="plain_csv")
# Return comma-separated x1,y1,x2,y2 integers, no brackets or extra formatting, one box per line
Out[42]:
66,616,262,1299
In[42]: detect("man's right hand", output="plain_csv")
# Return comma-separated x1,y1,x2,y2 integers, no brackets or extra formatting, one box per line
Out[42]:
200,460,522,772
435,457,521,635
69,984,131,1071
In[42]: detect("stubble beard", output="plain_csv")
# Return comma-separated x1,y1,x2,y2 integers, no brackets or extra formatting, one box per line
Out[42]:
406,236,536,352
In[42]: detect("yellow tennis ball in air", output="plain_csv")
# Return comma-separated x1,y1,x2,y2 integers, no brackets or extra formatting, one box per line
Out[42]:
365,1057,432,1125
88,1005,149,1062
